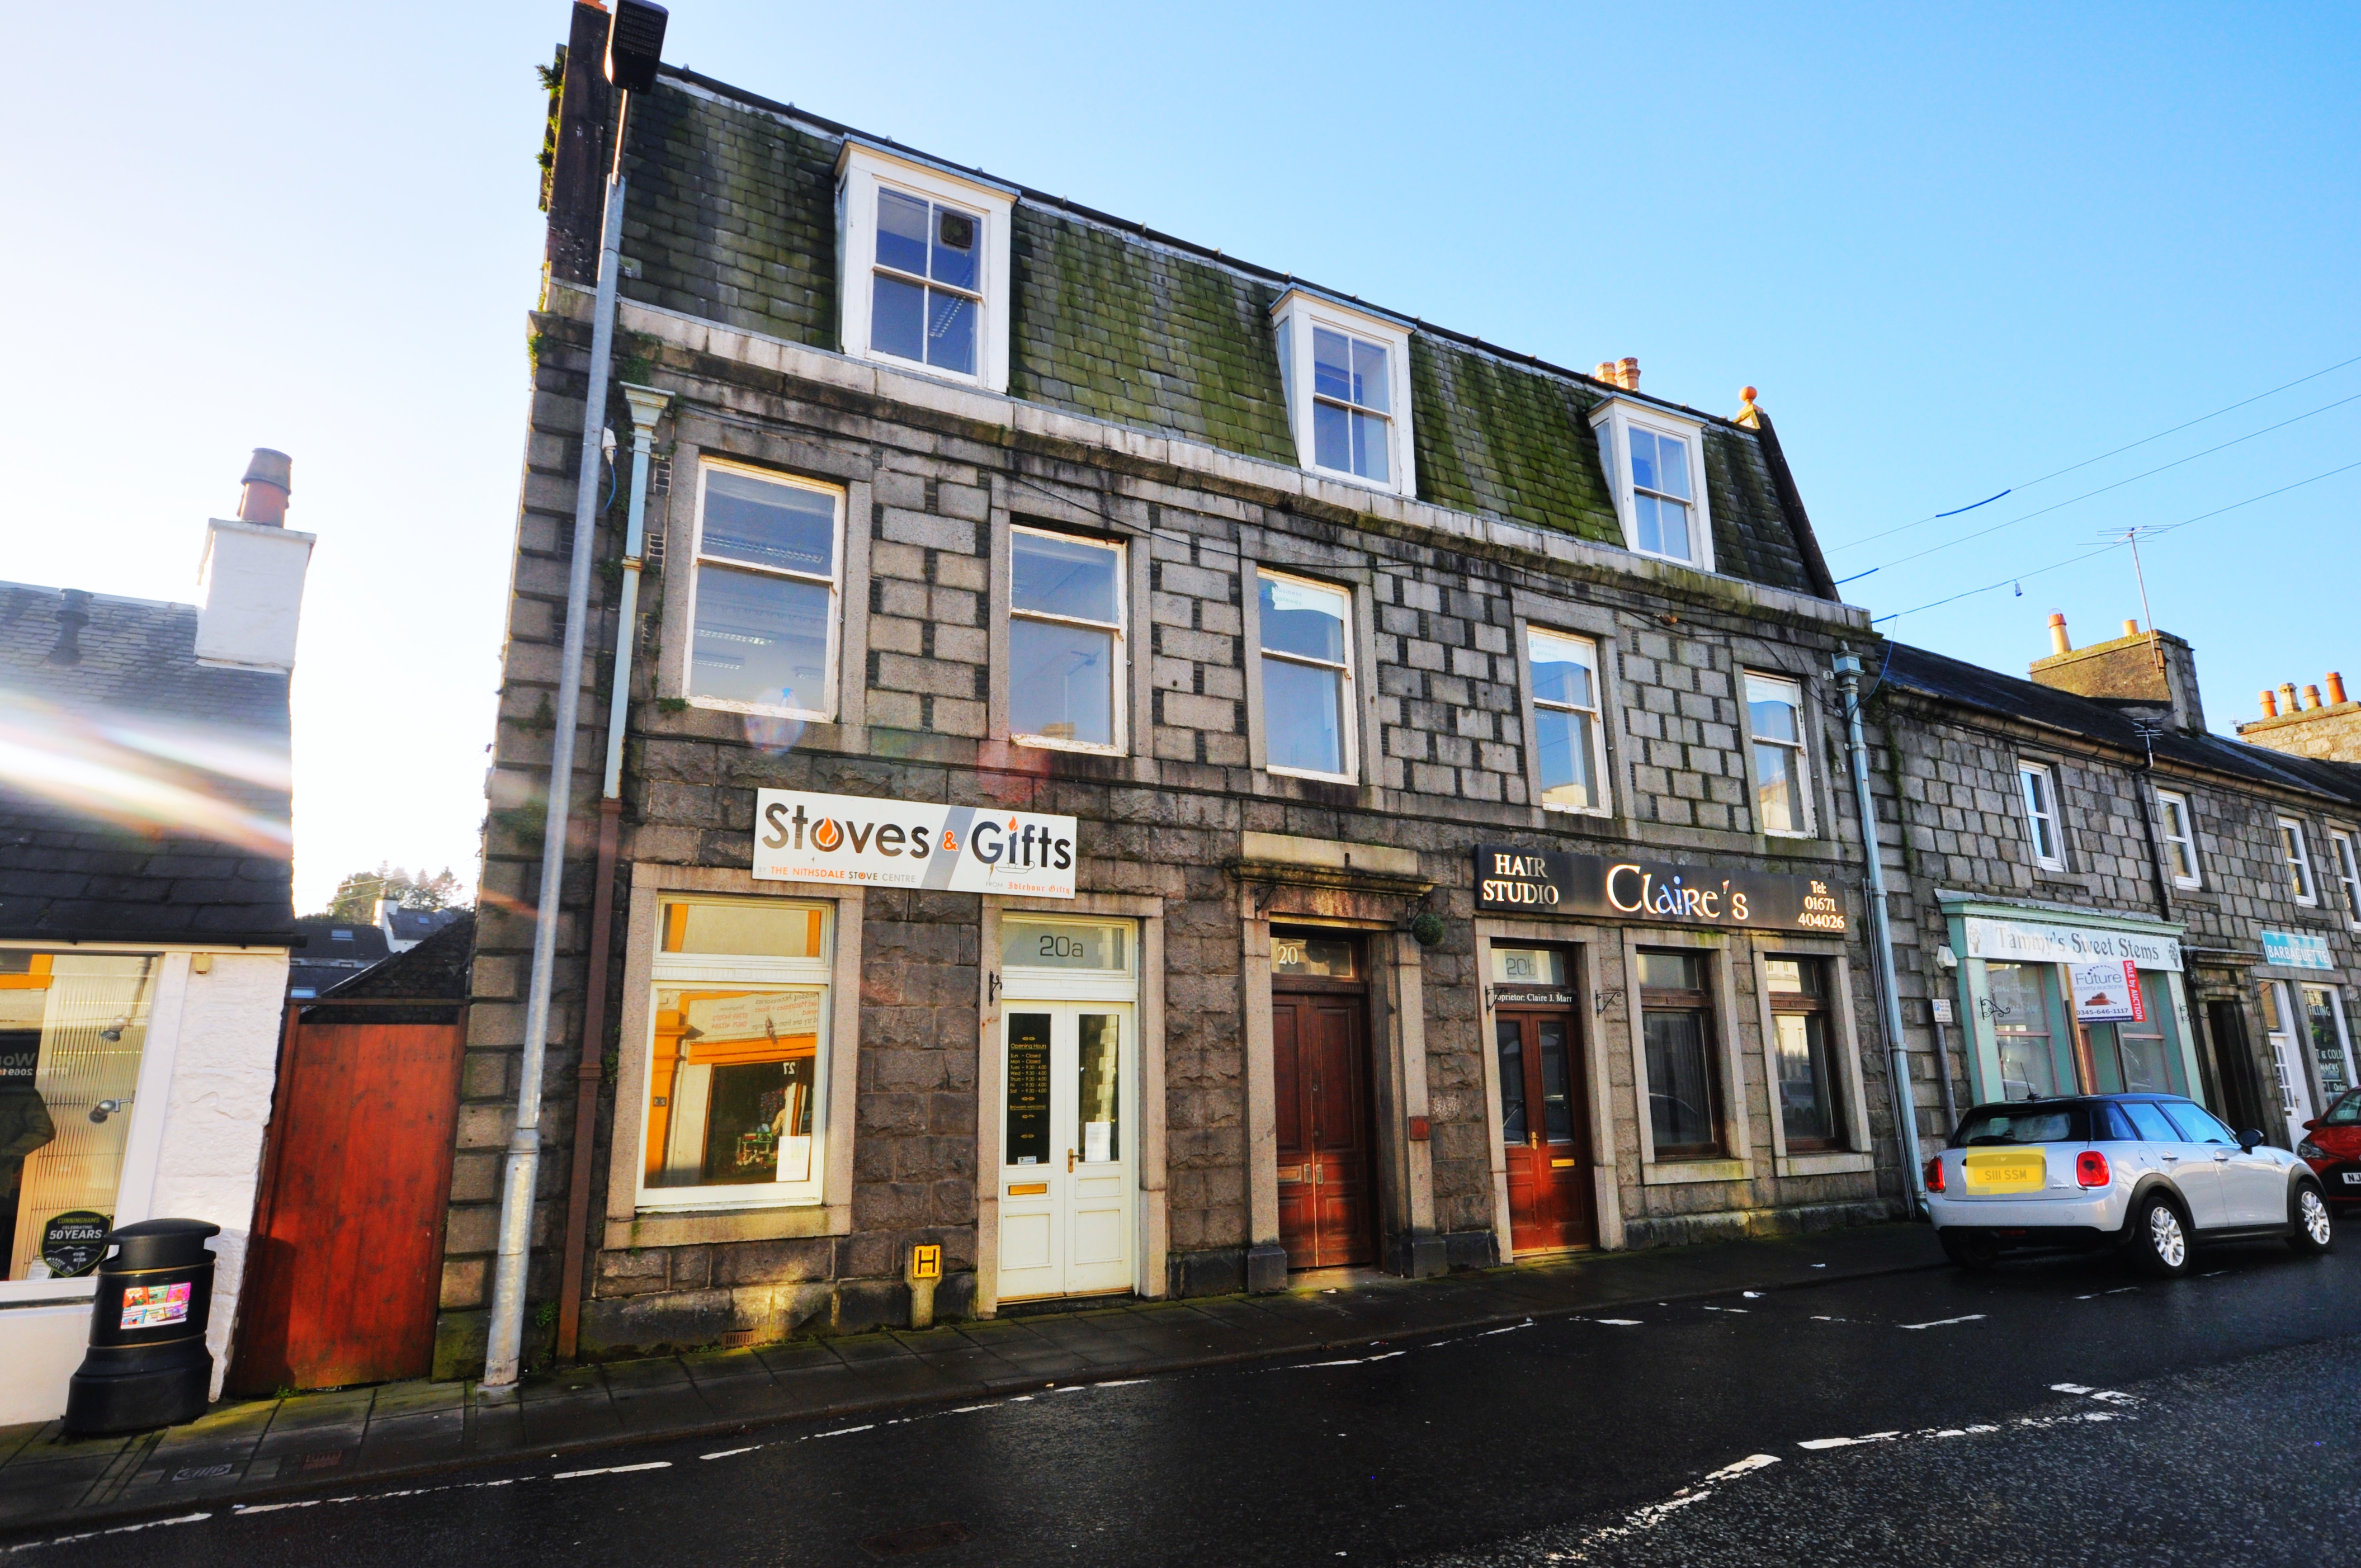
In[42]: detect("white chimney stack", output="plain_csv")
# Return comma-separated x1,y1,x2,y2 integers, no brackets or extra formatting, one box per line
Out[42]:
196,447,314,673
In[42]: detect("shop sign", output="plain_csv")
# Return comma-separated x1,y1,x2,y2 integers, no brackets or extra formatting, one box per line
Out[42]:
1961,916,2181,972
754,788,1076,898
1473,848,1849,934
2070,960,2146,1023
2260,929,2334,971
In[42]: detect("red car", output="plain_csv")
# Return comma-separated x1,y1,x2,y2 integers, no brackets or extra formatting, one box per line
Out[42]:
2298,1088,2361,1205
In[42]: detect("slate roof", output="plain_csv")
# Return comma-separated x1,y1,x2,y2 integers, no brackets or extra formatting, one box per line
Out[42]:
611,70,1832,600
301,912,473,1024
1882,641,2361,805
287,916,391,998
383,905,466,947
0,582,296,946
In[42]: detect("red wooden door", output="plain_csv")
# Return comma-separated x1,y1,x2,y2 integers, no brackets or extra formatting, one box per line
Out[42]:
229,1017,465,1393
1274,990,1375,1269
1498,1008,1596,1253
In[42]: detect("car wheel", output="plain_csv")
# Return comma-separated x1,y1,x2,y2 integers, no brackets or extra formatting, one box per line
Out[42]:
2288,1183,2335,1255
2129,1192,2193,1278
1940,1230,1999,1271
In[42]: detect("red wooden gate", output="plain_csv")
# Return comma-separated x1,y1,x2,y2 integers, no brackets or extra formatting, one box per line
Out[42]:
229,1004,464,1393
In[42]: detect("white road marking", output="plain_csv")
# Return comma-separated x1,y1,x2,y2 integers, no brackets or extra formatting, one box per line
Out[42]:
553,1461,672,1479
8,1514,214,1555
1702,1454,1782,1482
1898,1314,1986,1330
1797,1431,1900,1450
811,1425,875,1438
2050,1383,2094,1394
1597,1319,1644,1326
1741,1291,1764,1298
700,1447,757,1460
1701,1306,1749,1314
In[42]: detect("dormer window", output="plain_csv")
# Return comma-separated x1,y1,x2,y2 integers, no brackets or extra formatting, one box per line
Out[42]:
1588,398,1715,571
1271,289,1416,498
836,142,1013,392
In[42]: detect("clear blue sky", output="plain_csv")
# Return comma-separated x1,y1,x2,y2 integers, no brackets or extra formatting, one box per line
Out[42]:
4,3,2355,909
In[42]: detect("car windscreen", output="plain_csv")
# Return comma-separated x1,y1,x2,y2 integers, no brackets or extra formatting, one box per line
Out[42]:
1952,1106,2088,1146
2320,1089,2361,1127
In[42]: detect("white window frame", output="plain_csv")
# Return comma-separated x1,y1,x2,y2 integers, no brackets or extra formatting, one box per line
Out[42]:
2018,760,2066,871
1587,395,1715,573
1008,525,1127,755
1269,288,1418,499
682,459,845,723
835,141,1014,393
1524,626,1611,817
636,897,838,1213
1743,670,1815,838
1255,567,1359,785
2280,816,2319,906
2334,829,2361,928
2155,788,2202,890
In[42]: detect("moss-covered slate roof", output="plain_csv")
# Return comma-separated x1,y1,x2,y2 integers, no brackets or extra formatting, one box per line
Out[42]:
613,72,1829,599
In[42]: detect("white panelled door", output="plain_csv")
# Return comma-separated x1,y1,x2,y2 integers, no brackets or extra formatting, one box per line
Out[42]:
998,1002,1135,1301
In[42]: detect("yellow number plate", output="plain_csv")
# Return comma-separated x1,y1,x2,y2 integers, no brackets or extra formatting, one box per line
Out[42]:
1962,1150,2046,1193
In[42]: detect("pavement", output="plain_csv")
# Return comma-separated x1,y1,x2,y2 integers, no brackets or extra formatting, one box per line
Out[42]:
0,1221,1941,1536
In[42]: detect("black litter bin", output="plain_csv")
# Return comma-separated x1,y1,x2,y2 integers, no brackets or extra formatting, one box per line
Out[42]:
62,1218,220,1436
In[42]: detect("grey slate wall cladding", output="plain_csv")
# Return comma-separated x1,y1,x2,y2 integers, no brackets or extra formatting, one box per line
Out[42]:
0,584,294,943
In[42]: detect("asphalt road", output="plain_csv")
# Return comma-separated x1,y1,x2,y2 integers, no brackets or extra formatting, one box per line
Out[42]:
12,1236,2358,1566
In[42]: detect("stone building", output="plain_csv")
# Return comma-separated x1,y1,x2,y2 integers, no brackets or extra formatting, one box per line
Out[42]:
2237,668,2361,763
1863,618,2361,1162
438,11,1928,1370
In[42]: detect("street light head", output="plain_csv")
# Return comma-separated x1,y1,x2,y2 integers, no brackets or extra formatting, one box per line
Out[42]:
606,0,669,94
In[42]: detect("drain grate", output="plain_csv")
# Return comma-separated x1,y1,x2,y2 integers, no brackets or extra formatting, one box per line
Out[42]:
858,1520,974,1558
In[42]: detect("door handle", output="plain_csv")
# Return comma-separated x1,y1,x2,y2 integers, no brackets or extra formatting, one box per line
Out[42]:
1067,1149,1077,1173
2160,1153,2179,1162
2213,1151,2232,1162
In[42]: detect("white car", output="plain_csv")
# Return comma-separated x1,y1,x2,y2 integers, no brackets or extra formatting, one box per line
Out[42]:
1926,1094,2334,1276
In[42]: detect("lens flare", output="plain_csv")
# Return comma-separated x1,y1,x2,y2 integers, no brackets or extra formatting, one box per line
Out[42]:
0,688,290,857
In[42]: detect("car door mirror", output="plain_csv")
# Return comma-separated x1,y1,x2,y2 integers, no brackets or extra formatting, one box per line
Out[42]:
2302,1118,2320,1132
2237,1128,2266,1153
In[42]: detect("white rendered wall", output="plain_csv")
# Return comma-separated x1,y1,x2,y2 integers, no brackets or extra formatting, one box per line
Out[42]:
195,520,314,672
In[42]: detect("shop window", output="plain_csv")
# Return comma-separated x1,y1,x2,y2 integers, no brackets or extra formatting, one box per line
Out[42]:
1985,960,2060,1101
2332,830,2361,925
1270,289,1416,497
642,899,833,1207
2279,817,2318,905
835,144,1012,390
2303,984,2355,1106
1009,527,1125,752
1257,570,1357,782
686,462,843,720
2,952,158,1281
1745,673,1812,836
2155,790,2201,890
1527,628,1609,815
2088,1014,2173,1094
1638,950,1721,1159
1588,400,1715,570
2018,761,2065,871
1765,957,1842,1150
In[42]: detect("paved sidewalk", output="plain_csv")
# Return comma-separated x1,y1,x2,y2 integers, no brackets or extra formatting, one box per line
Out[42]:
0,1222,1940,1535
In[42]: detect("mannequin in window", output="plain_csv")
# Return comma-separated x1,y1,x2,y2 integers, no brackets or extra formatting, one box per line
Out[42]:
0,1051,56,1276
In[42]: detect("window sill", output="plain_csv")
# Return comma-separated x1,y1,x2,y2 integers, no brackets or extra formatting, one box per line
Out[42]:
1641,1157,1749,1186
1013,734,1125,757
1776,1151,1876,1178
0,1279,97,1309
857,347,988,392
686,695,835,723
1541,802,1613,819
1623,545,1708,572
1266,764,1359,786
1761,828,1819,842
604,1201,848,1250
1302,464,1411,500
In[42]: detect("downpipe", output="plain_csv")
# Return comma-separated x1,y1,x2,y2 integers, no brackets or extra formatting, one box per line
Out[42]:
484,88,634,1392
556,383,669,1363
1835,650,1925,1217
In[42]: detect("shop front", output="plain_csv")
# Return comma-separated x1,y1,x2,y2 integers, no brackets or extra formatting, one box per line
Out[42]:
1474,849,1873,1256
2254,928,2358,1147
1939,897,2201,1111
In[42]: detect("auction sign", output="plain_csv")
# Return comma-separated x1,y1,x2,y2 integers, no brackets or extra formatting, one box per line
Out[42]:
753,789,1076,898
1474,847,1849,934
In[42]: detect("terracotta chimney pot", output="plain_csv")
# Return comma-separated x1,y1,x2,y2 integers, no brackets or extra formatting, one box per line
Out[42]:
2260,689,2280,718
2047,612,2071,657
1619,357,1640,391
2329,672,2348,706
2121,618,2141,639
2305,684,2324,711
1595,362,1618,384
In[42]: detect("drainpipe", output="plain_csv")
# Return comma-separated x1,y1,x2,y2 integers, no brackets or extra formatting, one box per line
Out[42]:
1834,650,1925,1214
483,56,647,1393
556,382,669,1363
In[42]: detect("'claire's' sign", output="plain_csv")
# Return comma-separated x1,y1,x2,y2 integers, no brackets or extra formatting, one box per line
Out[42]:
754,788,1076,898
1475,848,1849,934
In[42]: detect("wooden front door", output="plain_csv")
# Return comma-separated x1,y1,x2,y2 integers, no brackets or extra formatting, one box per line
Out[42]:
228,1013,465,1394
1274,989,1376,1269
1496,1007,1596,1253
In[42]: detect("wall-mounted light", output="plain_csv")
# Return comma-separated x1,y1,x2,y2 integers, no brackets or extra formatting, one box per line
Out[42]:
88,1098,126,1125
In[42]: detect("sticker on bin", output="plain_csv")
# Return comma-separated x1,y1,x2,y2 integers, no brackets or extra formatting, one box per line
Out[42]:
1962,1150,2047,1193
119,1281,192,1330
